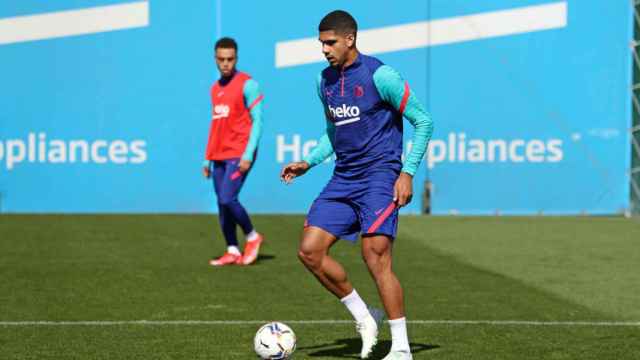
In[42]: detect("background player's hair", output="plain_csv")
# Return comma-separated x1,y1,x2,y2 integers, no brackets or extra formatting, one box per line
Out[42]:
215,37,238,52
318,10,358,37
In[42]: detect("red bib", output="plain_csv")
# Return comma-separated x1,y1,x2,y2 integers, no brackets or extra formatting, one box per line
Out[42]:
206,72,252,160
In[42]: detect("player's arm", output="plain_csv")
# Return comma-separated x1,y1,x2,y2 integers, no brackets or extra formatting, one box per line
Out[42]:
304,72,336,167
281,73,335,184
302,120,335,167
203,96,215,178
281,120,334,184
239,79,264,172
203,159,211,178
373,65,434,206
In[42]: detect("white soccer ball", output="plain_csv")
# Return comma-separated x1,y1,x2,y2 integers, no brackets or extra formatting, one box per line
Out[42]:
253,322,297,359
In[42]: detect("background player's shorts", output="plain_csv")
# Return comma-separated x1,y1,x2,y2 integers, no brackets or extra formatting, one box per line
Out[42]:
211,158,251,203
306,176,399,242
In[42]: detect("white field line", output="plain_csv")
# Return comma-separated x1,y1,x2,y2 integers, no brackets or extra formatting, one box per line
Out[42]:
0,320,639,327
0,1,149,45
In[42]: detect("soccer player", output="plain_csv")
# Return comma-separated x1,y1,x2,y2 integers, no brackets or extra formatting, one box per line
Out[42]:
280,11,433,360
204,37,264,266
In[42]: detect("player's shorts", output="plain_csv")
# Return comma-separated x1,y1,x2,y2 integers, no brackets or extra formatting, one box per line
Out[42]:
305,176,399,242
211,158,251,203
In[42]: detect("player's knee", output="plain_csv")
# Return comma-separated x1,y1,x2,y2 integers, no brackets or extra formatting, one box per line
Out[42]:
362,242,381,260
297,248,321,270
362,246,390,274
217,197,237,207
297,238,323,270
362,249,380,268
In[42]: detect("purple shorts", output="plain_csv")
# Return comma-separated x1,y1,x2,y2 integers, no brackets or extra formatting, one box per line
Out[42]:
306,177,398,241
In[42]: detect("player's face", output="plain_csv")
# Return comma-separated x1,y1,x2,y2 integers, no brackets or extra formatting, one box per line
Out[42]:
319,30,354,68
215,48,237,77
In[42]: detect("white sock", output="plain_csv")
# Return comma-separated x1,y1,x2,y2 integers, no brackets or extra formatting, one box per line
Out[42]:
389,317,410,352
340,289,370,323
227,246,241,255
246,230,259,242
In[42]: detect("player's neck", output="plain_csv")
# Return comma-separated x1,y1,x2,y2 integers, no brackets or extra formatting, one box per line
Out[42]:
219,69,237,85
340,50,359,71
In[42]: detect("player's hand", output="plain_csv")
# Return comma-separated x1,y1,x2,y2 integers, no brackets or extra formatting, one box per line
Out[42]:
238,160,252,173
202,161,211,179
280,161,310,184
393,172,413,207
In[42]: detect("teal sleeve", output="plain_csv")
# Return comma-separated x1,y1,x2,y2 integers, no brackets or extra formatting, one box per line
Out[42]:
302,73,335,167
303,121,335,167
373,65,434,176
241,79,264,161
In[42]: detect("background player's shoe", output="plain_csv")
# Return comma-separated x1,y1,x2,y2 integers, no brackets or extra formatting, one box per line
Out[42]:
356,313,378,359
382,350,413,359
209,252,242,266
241,233,263,265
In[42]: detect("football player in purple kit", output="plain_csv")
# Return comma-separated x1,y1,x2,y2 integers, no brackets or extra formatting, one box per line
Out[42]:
280,10,433,360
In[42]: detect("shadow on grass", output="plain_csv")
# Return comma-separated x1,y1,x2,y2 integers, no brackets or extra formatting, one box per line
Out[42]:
256,254,275,262
298,338,439,358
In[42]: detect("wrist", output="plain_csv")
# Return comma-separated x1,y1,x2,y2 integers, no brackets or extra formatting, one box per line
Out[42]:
301,158,313,168
400,170,414,178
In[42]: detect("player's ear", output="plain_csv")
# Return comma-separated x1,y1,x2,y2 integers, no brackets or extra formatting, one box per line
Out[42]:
345,33,356,48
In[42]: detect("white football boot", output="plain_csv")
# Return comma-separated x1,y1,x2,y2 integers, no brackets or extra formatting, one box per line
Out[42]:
356,313,378,359
382,350,413,359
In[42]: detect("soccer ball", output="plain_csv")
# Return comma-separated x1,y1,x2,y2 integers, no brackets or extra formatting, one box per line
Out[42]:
253,322,297,359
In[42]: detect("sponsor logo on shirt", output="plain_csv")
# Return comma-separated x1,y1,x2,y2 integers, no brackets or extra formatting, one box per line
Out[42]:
328,104,361,126
213,104,230,119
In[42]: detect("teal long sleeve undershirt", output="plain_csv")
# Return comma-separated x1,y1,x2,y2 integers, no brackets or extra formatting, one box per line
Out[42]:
373,65,434,176
302,66,434,175
303,121,335,167
303,73,335,166
241,78,263,162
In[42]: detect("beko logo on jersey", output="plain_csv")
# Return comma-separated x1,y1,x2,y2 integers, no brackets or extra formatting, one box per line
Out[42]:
328,104,361,126
328,104,360,118
212,104,230,119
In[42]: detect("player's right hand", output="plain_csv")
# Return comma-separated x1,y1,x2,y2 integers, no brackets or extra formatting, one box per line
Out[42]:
202,160,211,179
280,161,310,184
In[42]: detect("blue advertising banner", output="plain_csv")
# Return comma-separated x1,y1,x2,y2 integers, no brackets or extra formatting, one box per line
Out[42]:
0,1,632,214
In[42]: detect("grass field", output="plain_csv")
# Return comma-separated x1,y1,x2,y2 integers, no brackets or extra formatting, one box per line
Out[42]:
1,215,639,359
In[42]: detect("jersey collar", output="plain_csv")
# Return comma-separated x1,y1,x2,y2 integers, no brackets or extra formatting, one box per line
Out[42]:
218,69,238,86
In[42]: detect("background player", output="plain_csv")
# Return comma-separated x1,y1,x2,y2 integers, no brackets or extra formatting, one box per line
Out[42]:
280,11,433,360
204,37,264,266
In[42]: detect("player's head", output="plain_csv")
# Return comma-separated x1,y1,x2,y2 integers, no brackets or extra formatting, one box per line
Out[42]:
215,37,238,78
318,10,358,68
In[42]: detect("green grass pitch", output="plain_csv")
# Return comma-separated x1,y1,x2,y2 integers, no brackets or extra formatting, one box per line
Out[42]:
1,215,639,359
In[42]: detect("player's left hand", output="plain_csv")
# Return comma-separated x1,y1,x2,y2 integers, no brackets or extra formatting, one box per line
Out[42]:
238,160,252,173
393,172,413,207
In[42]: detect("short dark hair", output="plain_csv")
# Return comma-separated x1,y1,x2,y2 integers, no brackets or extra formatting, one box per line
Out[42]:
318,10,357,37
215,37,237,52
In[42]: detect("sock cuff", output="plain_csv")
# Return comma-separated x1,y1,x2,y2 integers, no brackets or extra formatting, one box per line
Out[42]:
339,289,359,303
227,246,241,255
388,317,407,325
246,230,259,242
